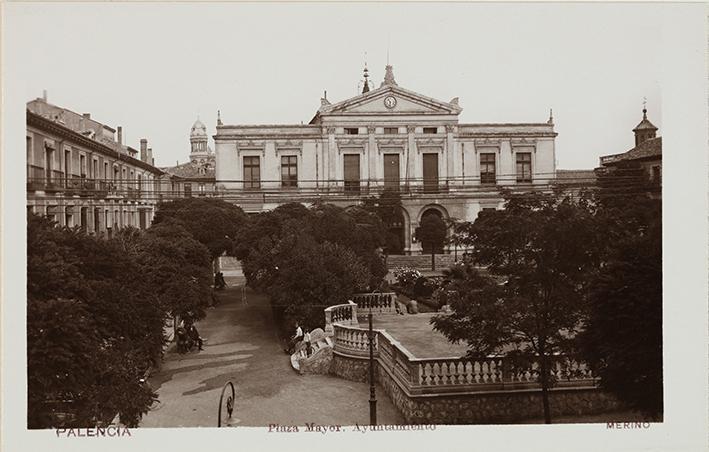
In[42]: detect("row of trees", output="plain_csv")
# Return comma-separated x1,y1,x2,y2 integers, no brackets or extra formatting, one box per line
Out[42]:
234,202,388,334
27,198,247,428
432,163,662,422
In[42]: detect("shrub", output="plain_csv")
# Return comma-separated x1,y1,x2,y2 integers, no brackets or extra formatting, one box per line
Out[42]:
413,276,436,298
393,267,421,288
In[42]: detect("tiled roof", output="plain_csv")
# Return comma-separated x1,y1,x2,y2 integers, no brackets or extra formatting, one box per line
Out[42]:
161,161,215,179
601,137,662,166
555,169,597,182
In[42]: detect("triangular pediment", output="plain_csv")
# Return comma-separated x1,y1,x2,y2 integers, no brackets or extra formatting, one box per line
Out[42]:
320,85,462,116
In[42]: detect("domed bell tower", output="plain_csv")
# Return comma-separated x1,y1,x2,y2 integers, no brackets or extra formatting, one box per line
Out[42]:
190,118,209,163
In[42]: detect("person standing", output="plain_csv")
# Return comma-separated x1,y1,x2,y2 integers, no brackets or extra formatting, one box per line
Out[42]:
287,322,303,354
304,330,312,357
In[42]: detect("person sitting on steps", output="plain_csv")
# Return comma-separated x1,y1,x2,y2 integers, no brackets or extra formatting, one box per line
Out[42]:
286,322,303,354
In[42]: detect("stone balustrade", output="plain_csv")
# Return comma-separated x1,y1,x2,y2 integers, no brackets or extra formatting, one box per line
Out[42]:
324,301,358,334
332,324,376,357
330,322,596,395
351,292,398,315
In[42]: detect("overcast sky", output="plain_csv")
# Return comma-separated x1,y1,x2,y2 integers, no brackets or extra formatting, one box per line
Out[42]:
7,3,662,169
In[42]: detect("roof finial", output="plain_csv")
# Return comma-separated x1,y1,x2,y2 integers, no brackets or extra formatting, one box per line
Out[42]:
642,97,647,119
381,64,397,87
362,57,370,94
548,108,554,124
217,110,222,126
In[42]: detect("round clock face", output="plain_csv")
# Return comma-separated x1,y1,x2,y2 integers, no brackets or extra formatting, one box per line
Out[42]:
384,96,397,109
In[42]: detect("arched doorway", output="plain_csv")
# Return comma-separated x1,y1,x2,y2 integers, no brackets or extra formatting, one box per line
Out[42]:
384,206,408,255
417,206,449,254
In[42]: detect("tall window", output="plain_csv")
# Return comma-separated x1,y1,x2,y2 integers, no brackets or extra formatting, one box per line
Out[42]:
80,155,87,178
343,154,360,194
516,152,532,183
45,147,54,185
480,153,496,184
26,136,32,167
422,153,439,194
243,156,260,189
383,154,400,190
64,149,72,187
281,155,298,188
184,183,192,197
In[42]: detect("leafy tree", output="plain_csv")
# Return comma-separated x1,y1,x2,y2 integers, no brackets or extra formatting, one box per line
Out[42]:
576,162,663,418
152,198,248,270
27,215,164,428
236,202,385,334
120,221,213,321
361,189,406,254
576,220,662,418
415,213,447,270
432,192,602,423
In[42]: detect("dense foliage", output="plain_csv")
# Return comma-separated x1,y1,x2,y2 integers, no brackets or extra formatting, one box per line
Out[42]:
434,164,663,421
152,198,248,267
236,202,387,333
576,162,663,418
433,191,603,423
27,214,213,428
361,189,406,254
415,213,447,270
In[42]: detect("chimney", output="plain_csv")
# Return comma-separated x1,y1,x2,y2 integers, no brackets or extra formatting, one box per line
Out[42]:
140,139,148,162
83,113,91,120
117,126,123,145
42,90,47,102
147,148,153,166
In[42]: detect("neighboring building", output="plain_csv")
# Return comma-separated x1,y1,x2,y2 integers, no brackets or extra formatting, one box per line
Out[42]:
215,65,558,254
160,118,217,198
554,169,597,193
26,94,164,233
597,106,662,196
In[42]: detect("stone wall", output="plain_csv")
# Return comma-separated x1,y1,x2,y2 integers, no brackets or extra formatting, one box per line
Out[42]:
299,346,333,375
331,352,623,424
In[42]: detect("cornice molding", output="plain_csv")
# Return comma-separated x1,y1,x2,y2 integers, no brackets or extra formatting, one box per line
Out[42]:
415,137,446,146
474,138,502,147
510,137,538,146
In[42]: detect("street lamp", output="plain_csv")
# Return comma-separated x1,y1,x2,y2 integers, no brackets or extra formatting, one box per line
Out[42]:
368,305,377,425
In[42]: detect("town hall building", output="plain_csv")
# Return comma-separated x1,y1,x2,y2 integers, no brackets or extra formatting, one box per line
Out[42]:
214,65,558,254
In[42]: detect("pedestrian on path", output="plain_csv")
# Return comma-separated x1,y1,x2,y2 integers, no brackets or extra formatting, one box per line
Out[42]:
304,330,312,357
286,322,303,354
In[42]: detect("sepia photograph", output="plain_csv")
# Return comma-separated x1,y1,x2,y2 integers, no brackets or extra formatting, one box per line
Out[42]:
2,2,708,452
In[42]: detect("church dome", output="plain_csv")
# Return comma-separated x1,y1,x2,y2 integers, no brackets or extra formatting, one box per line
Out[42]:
190,118,207,138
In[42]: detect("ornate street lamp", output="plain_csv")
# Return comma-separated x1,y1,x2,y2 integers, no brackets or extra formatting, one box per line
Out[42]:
368,304,377,425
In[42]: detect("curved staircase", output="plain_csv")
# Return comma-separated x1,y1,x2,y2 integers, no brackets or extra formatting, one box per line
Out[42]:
290,328,334,374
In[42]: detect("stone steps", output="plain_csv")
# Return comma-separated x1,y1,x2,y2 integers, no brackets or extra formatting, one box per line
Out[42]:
290,337,332,372
386,254,456,272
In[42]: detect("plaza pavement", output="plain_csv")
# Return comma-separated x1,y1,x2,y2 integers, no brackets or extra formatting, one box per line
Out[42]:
139,278,404,428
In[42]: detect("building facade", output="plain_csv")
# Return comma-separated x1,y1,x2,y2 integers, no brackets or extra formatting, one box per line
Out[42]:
26,95,163,233
597,106,662,196
160,118,217,198
215,66,558,254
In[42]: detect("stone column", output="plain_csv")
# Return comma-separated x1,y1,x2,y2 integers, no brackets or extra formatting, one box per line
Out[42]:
500,139,513,186
407,126,417,189
327,127,336,188
367,126,376,190
446,125,455,188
